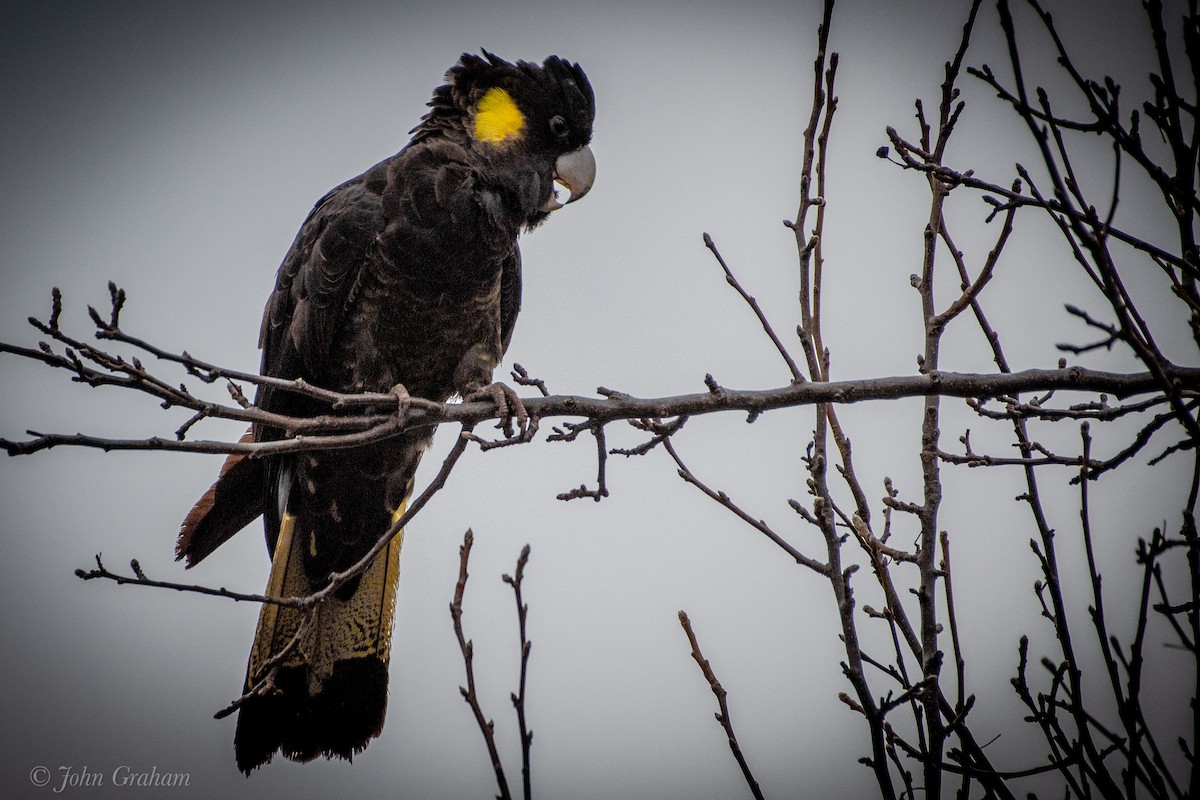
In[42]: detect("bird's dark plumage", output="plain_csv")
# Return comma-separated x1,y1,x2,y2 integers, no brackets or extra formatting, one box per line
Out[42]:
176,52,595,774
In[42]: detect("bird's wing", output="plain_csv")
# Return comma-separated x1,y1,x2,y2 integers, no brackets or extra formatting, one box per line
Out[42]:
260,170,387,388
176,166,388,566
499,246,522,356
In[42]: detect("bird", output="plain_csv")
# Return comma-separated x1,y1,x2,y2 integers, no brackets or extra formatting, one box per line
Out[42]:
173,51,595,774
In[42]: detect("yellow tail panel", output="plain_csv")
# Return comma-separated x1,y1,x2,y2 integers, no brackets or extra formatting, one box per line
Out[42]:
246,502,406,693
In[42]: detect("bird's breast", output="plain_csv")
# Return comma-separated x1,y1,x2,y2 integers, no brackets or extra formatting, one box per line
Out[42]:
334,261,504,402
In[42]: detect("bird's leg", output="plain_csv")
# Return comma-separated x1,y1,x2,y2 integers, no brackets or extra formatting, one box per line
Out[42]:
465,382,530,440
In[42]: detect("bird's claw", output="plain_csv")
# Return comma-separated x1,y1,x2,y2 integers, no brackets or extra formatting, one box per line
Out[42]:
390,383,412,422
466,381,531,442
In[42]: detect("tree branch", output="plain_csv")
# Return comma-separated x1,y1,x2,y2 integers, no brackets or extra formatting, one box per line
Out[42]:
678,610,765,800
504,545,534,800
5,366,1194,457
451,530,512,800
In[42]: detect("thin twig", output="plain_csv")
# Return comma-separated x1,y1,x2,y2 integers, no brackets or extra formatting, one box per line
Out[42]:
213,611,316,720
553,422,609,501
75,555,297,605
73,427,475,611
504,545,534,800
661,436,828,574
451,530,512,800
704,232,806,384
678,610,765,800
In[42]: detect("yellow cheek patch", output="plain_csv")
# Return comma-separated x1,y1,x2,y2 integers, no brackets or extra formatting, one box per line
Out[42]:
473,87,525,144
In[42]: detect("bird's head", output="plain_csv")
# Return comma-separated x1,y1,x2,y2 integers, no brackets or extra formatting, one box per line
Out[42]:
414,52,596,224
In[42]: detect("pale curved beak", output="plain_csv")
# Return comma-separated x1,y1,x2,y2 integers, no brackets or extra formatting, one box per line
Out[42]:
542,144,596,211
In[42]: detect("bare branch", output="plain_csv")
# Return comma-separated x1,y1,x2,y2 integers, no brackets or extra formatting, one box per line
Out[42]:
552,422,609,502
702,233,805,386
75,555,296,606
6,364,1194,458
503,545,534,800
451,530,512,800
661,435,828,574
678,610,765,800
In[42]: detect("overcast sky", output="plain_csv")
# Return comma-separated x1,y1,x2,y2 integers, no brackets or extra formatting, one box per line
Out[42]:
1,1,1193,798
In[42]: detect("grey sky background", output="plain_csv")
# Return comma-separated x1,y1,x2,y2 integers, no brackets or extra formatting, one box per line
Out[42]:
1,1,1193,798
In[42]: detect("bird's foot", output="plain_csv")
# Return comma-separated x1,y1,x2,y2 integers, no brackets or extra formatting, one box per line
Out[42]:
390,383,412,422
465,381,532,444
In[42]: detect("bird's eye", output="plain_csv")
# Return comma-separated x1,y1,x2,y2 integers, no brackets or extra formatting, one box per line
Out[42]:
548,115,569,139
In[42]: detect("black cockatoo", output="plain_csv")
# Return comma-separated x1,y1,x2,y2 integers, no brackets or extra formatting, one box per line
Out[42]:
175,52,595,773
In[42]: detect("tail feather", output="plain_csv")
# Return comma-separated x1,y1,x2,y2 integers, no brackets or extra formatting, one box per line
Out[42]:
177,429,263,567
234,502,405,773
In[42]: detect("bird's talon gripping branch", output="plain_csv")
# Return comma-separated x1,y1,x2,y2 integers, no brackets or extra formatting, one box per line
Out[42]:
390,383,412,423
467,381,531,441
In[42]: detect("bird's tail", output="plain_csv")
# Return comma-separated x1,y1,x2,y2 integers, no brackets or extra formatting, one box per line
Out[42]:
233,502,405,774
